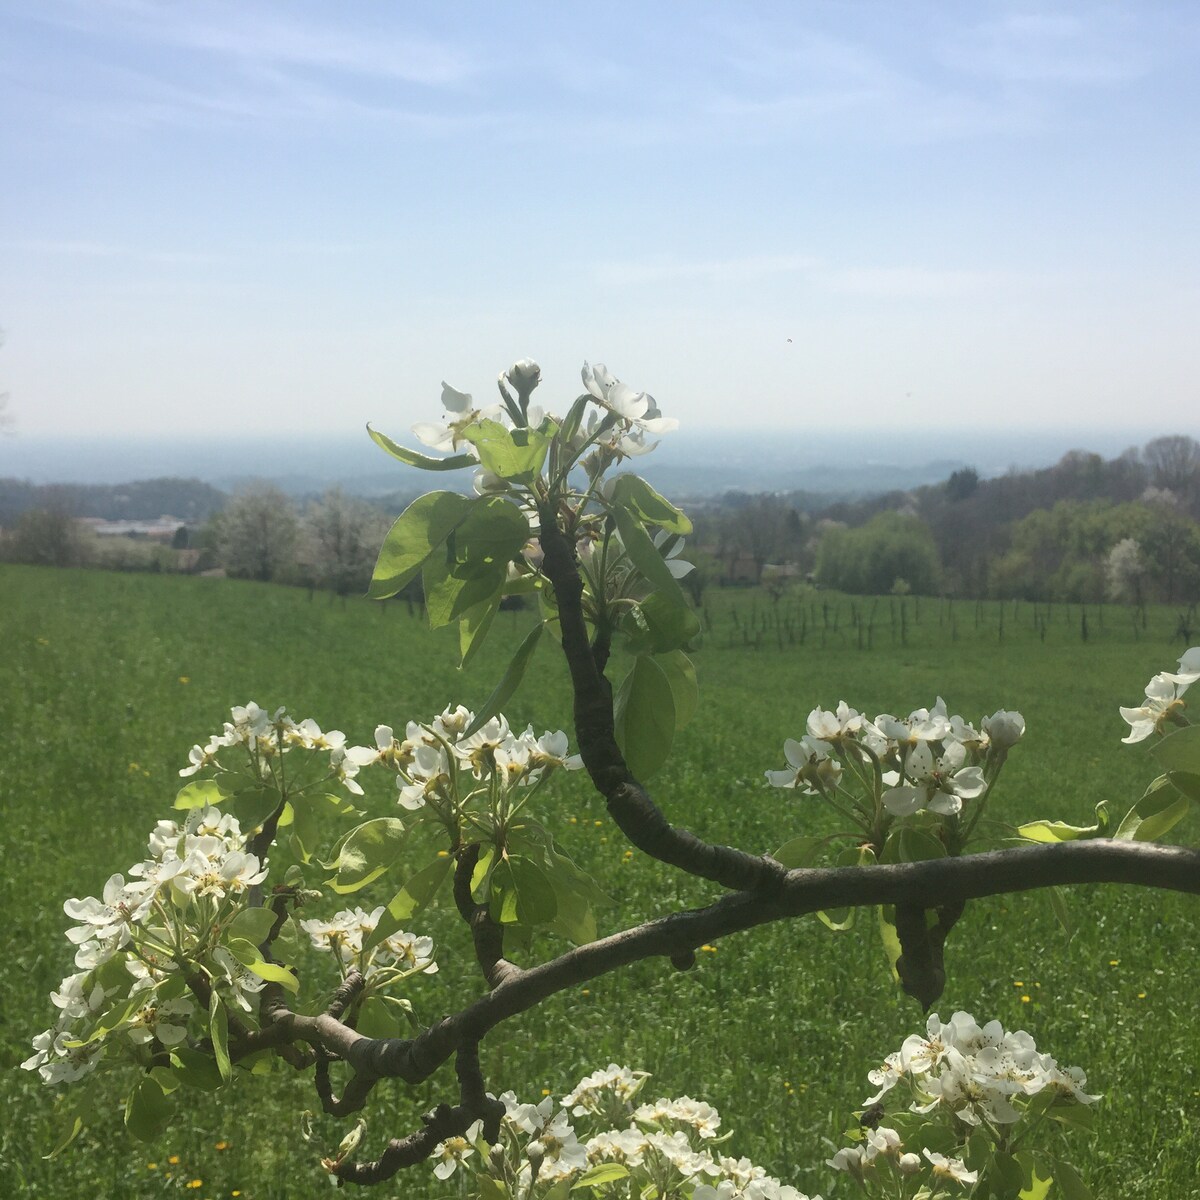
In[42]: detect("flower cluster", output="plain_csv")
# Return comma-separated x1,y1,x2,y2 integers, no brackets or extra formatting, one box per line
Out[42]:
428,1066,820,1200
766,699,1023,855
180,701,378,796
369,704,582,815
22,806,266,1086
827,1012,1098,1193
1119,646,1200,743
300,905,437,980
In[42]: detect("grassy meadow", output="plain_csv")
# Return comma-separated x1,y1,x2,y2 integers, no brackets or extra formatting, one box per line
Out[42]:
2,563,1199,1199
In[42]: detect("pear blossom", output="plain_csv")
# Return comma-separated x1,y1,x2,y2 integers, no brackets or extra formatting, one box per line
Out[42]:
981,709,1025,750
923,1149,978,1185
431,1121,482,1179
412,382,500,455
582,362,677,430
882,740,985,817
765,736,841,793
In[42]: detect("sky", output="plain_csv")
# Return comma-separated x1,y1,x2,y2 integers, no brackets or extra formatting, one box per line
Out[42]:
1,0,1199,444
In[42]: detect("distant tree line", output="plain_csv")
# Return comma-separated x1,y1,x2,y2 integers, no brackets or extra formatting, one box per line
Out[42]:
5,435,1200,607
691,434,1200,605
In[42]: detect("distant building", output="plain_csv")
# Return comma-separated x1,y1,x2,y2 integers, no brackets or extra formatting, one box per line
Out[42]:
77,515,186,540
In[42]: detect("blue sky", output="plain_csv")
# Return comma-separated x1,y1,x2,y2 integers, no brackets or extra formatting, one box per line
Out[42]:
1,0,1198,440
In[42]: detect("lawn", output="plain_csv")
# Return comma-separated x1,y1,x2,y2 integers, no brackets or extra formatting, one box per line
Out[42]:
1,564,1197,1199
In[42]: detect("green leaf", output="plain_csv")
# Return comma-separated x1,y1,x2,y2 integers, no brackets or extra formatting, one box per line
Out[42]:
610,502,690,609
1049,1103,1096,1131
226,942,299,993
368,491,475,600
1150,723,1200,774
490,856,558,926
610,474,693,534
209,991,231,1083
1048,885,1074,937
226,906,277,947
477,1175,511,1200
1015,1153,1054,1200
656,650,699,731
624,591,701,656
1166,770,1200,802
459,593,501,668
324,817,409,894
1018,819,1099,842
614,654,676,780
1048,1158,1095,1200
227,784,282,835
354,995,399,1039
818,845,876,930
169,1047,224,1092
572,1163,631,1190
463,621,545,737
423,496,530,629
366,855,454,949
44,1095,87,1159
288,795,321,863
1114,774,1190,841
367,425,478,472
877,904,903,982
125,1076,172,1142
174,778,229,811
880,827,946,864
460,419,551,481
773,836,824,868
423,553,507,630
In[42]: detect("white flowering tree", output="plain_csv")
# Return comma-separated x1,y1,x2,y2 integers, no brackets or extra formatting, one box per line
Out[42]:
25,358,1200,1199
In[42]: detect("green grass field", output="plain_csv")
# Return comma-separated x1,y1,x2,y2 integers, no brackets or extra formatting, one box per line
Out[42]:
2,564,1198,1199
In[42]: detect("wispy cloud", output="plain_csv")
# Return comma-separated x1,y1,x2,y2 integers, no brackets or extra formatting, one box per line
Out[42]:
592,253,817,287
31,0,478,87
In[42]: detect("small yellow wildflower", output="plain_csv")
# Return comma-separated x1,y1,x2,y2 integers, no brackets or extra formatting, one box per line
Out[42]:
1013,981,1023,987
700,944,717,953
168,1156,181,1165
187,1181,203,1190
1109,959,1120,966
569,817,578,824
214,1141,230,1151
581,988,591,996
179,675,191,684
1137,991,1147,999
541,1088,552,1096
437,850,450,858
146,1163,158,1170
593,820,603,828
1021,995,1031,1003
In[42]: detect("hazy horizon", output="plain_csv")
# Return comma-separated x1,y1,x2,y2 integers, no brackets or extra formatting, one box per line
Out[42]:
2,2,1198,442
1,425,1182,498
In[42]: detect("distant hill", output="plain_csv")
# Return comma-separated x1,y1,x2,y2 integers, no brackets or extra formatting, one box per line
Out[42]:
0,477,227,525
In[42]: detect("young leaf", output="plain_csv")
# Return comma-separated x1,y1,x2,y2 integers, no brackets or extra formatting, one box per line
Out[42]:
367,425,478,472
173,778,229,811
656,650,699,730
208,991,231,1083
324,817,409,894
225,906,277,947
125,1076,173,1142
459,592,501,668
624,591,701,656
368,491,475,600
613,654,676,780
1114,775,1190,841
609,474,693,535
1150,724,1200,774
366,855,454,949
571,1164,631,1190
463,621,545,737
610,502,690,609
460,419,551,481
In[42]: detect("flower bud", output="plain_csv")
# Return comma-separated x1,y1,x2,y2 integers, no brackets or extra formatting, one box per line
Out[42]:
982,709,1025,750
897,1152,921,1175
506,359,542,402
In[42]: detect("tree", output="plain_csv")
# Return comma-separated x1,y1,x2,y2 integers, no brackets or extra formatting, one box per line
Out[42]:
22,359,1200,1199
300,488,392,595
216,483,299,582
1143,434,1200,508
